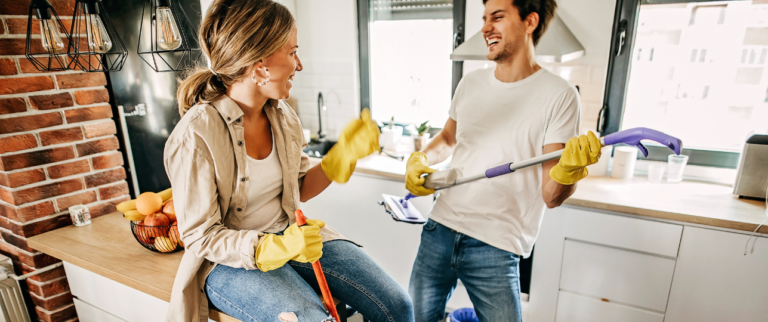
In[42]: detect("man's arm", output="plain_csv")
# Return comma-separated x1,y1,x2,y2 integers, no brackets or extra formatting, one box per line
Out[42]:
422,118,457,166
541,143,576,208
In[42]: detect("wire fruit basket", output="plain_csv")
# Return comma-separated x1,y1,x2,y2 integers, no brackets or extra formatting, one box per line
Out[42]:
129,221,184,253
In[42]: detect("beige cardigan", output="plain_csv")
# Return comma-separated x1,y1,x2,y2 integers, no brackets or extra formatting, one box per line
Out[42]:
163,96,346,322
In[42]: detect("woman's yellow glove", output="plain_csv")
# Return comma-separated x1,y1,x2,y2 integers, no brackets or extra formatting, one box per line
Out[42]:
549,131,602,185
405,152,437,196
321,109,380,183
254,219,325,272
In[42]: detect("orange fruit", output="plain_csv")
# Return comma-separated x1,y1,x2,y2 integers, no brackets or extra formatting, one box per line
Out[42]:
154,236,177,253
136,192,163,215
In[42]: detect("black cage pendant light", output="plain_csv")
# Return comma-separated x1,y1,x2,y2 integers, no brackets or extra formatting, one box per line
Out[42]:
26,0,72,72
69,0,128,72
137,0,201,72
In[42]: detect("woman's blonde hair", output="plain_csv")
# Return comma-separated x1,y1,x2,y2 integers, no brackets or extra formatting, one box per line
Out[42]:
176,0,294,115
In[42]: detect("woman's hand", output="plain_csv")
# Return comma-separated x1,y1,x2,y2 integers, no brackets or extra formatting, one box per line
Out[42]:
254,219,325,272
320,108,380,183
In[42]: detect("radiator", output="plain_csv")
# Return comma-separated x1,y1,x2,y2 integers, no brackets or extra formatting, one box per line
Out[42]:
0,255,29,322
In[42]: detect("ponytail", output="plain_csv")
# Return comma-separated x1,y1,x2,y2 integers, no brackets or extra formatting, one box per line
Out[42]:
176,68,227,116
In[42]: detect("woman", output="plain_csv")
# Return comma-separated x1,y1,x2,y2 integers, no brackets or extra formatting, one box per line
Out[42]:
163,1,414,321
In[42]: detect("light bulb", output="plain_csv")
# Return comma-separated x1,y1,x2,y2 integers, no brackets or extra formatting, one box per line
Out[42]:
155,7,181,50
85,14,112,53
39,19,64,54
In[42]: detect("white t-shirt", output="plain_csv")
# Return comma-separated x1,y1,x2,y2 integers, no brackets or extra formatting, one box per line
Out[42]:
243,136,289,233
430,67,580,257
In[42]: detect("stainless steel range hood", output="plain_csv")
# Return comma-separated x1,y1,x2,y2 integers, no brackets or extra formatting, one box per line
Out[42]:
451,15,585,63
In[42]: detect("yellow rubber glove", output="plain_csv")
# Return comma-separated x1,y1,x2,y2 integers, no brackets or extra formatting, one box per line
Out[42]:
549,131,602,185
321,108,380,183
254,219,325,272
406,152,437,196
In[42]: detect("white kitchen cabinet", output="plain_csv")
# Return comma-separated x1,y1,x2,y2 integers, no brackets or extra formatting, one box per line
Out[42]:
555,291,664,322
664,227,768,322
73,298,128,322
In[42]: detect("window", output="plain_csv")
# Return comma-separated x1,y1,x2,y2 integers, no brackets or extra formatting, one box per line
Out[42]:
602,0,768,168
357,0,464,128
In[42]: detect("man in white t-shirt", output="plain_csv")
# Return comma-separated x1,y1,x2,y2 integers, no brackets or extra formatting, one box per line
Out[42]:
406,0,602,321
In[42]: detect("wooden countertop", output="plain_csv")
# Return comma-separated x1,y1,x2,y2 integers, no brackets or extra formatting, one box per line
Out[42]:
315,154,768,234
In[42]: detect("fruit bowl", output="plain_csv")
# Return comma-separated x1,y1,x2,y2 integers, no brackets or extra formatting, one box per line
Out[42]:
129,221,184,253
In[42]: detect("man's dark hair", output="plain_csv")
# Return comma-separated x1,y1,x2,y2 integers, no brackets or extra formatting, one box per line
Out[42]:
483,0,557,46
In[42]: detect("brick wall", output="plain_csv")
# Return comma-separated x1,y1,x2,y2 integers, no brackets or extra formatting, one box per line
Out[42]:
0,1,131,321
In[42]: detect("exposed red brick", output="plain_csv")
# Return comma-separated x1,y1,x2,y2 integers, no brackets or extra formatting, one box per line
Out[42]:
0,240,19,258
90,151,123,170
0,112,62,135
0,134,38,154
47,159,90,179
76,137,119,156
98,182,129,200
73,88,109,105
0,97,27,115
0,188,13,205
8,179,82,206
0,38,40,55
63,105,112,123
22,264,67,283
30,291,73,312
84,168,125,188
82,120,116,138
55,191,98,210
0,58,17,75
55,73,106,89
0,168,46,188
19,251,62,270
0,76,55,95
0,0,76,16
0,201,57,223
39,127,83,146
6,18,76,35
26,276,69,299
0,147,75,172
9,213,72,238
29,93,74,110
1,230,35,252
88,195,129,218
0,19,4,33
36,303,77,322
17,57,71,74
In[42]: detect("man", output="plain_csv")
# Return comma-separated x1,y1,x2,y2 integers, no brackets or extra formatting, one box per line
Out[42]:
405,0,602,321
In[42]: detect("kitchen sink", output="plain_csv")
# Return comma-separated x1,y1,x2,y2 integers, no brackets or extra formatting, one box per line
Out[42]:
303,140,336,158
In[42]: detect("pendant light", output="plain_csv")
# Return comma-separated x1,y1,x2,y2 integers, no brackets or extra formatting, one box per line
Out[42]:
137,0,201,72
25,0,72,71
69,0,128,72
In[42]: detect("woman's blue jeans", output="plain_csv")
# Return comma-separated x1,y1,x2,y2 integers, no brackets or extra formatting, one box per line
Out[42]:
205,240,414,322
409,219,523,322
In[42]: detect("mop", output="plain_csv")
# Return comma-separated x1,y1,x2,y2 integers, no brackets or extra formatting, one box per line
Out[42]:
380,127,683,224
293,209,341,322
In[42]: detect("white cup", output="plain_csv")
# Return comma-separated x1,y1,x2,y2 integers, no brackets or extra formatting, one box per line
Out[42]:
611,146,638,180
587,146,614,177
648,163,665,183
380,126,403,151
667,154,689,183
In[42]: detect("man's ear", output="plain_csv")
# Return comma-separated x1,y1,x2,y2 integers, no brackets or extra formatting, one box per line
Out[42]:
525,12,539,35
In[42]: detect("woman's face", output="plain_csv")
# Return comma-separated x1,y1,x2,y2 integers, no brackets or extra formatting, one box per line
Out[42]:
260,27,302,100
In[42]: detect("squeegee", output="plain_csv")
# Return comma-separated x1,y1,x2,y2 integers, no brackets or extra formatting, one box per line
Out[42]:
380,127,683,223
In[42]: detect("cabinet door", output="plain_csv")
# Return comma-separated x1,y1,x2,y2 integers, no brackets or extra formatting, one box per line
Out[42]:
556,291,664,322
665,227,768,322
73,298,128,322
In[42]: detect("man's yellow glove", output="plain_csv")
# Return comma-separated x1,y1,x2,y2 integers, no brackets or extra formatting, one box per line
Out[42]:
254,219,325,272
406,152,437,196
549,131,602,185
321,109,380,183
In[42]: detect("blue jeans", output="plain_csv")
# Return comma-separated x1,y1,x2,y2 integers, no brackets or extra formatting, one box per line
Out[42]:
409,219,522,322
206,240,414,322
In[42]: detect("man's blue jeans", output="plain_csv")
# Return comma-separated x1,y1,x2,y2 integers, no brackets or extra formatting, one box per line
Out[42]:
206,240,414,322
409,219,523,322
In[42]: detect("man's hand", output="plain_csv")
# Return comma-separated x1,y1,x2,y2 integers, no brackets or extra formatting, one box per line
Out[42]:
549,131,602,185
405,152,437,196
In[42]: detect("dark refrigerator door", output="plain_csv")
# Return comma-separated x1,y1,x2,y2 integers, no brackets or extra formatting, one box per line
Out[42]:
102,0,202,195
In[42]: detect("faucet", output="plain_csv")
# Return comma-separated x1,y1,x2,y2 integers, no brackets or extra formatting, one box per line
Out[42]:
317,92,327,141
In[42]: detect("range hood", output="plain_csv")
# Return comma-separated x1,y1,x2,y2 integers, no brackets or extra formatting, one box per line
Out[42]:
451,15,585,63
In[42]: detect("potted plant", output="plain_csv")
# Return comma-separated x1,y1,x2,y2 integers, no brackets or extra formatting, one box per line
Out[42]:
413,121,431,151
380,116,403,152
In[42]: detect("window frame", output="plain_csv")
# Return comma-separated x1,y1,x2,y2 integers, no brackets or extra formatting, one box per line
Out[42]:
600,0,748,169
355,0,466,125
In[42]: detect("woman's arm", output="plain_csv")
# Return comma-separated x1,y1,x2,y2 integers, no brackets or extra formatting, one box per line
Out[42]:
299,164,332,202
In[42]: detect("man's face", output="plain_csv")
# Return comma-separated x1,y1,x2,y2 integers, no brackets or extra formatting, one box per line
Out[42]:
482,0,537,62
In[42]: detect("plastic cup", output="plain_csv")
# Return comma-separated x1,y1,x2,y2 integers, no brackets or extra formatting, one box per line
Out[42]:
648,164,665,183
667,154,689,183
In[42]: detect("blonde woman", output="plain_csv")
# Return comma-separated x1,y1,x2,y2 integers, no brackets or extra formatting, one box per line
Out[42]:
163,1,413,321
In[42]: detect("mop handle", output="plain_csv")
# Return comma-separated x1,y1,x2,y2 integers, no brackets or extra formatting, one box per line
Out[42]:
438,127,682,189
294,210,341,322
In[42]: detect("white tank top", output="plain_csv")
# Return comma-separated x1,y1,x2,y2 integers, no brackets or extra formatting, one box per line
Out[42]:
243,136,288,233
